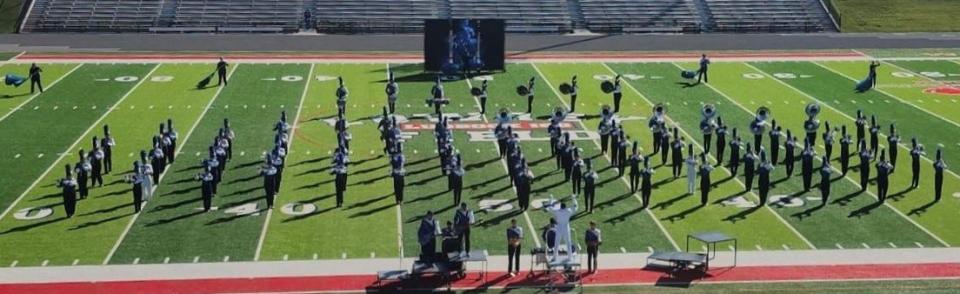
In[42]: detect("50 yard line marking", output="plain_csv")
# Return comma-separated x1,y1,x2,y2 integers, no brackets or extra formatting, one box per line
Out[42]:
253,63,315,261
531,62,681,251
103,64,241,264
0,63,83,124
746,62,950,247
0,64,161,223
463,76,542,249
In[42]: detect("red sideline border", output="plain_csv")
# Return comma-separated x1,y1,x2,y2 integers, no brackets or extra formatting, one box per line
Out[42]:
14,51,865,62
2,263,959,293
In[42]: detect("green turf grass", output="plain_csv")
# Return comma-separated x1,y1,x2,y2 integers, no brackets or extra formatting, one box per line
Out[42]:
889,60,960,82
0,63,77,121
814,60,960,245
0,64,154,221
0,64,224,266
830,0,960,32
671,61,942,248
108,64,311,264
259,64,400,260
535,62,810,251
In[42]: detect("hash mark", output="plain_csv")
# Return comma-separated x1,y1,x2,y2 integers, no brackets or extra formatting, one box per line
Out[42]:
132,258,139,265
862,243,871,249
223,256,230,262
72,259,79,266
888,242,897,248
782,244,790,250
283,254,289,261
41,260,49,267
163,257,170,264
193,256,199,263
915,242,925,248
836,243,844,249
9,260,17,267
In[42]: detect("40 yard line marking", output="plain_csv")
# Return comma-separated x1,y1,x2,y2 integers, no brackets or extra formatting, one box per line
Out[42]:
532,62,680,251
103,64,240,265
744,62,950,247
253,63,315,261
0,63,83,124
464,76,542,249
0,64,160,224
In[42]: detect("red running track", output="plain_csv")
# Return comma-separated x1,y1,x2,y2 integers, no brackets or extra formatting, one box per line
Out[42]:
2,263,960,293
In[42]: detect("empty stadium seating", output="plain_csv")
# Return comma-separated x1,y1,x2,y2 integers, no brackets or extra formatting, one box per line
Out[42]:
315,0,445,33
448,0,571,33
703,0,835,33
580,0,701,33
23,0,163,32
19,0,838,33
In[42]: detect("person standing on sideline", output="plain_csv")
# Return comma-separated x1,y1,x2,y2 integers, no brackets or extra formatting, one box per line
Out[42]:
57,165,78,218
418,211,440,261
454,203,475,255
685,146,697,195
216,57,229,86
29,63,43,93
585,221,602,273
697,54,710,83
910,138,924,188
934,149,946,202
506,219,523,277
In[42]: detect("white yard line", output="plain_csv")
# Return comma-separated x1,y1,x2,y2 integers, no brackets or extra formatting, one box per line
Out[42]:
253,64,315,261
102,64,240,264
0,63,83,124
0,64,160,224
463,76,543,248
744,63,951,247
531,62,681,251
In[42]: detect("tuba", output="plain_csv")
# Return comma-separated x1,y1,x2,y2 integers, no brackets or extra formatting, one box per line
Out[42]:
804,103,821,133
700,104,718,135
649,103,666,129
750,107,770,135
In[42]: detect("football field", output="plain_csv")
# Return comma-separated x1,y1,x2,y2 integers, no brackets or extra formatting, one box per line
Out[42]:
1,55,960,267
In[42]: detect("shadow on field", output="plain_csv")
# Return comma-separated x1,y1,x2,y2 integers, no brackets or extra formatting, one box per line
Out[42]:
908,199,939,216
848,201,884,218
349,202,395,219
723,204,762,223
79,202,130,216
151,197,200,212
0,215,67,235
604,206,647,224
1,93,29,99
661,203,704,222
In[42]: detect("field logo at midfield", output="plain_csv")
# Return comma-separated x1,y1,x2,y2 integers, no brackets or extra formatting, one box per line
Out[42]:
923,85,960,96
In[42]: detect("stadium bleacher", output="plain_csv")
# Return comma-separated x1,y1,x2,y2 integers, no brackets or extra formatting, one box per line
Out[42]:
315,0,445,33
19,0,838,33
580,0,701,33
703,0,835,33
23,0,164,32
448,0,571,33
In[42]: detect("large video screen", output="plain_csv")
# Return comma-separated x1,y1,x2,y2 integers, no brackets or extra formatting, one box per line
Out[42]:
424,19,505,73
